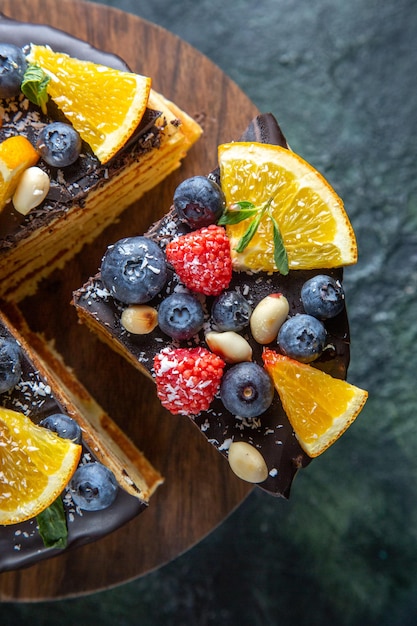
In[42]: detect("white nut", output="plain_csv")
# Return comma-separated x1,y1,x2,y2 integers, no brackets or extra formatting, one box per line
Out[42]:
206,331,252,363
12,167,50,215
250,293,289,344
121,305,158,334
228,441,268,483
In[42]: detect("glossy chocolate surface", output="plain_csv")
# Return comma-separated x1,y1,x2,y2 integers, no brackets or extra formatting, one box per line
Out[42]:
74,114,350,498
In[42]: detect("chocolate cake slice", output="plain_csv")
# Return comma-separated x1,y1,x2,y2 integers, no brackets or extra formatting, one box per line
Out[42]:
73,114,352,498
0,302,162,572
0,14,201,301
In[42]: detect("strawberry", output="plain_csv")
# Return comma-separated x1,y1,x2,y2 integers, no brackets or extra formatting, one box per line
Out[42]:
153,346,226,415
165,224,232,296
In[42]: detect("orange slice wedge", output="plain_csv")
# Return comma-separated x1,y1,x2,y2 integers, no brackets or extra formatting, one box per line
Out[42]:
0,136,40,213
263,349,368,457
218,142,357,272
0,407,82,525
28,45,152,163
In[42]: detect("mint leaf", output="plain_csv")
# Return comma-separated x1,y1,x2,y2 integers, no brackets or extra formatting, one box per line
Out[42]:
36,497,68,549
21,64,50,114
271,216,289,275
235,209,264,252
218,201,258,226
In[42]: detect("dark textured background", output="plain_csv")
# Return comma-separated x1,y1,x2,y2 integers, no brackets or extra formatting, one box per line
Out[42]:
3,0,417,623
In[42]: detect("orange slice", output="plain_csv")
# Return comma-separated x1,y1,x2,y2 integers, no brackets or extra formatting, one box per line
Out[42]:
0,407,81,525
218,142,357,272
262,349,367,457
28,45,152,164
0,136,39,213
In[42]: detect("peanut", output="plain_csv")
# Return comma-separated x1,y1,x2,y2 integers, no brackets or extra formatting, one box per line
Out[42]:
228,441,268,483
205,331,252,363
12,167,50,215
121,305,158,334
250,293,289,344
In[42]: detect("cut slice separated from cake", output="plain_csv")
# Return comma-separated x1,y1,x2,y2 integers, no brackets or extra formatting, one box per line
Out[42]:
0,15,202,301
0,302,163,572
73,113,367,498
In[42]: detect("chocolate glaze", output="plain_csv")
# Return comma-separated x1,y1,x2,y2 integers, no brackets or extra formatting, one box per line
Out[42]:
73,114,350,498
0,14,164,247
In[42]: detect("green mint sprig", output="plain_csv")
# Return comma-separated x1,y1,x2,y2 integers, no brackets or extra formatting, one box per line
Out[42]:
36,497,68,549
21,64,50,115
218,199,289,274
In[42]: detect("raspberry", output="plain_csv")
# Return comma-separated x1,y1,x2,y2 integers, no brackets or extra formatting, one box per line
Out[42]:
166,224,232,296
154,346,226,415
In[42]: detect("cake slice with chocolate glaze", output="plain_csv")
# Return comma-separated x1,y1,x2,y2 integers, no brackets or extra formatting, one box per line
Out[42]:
0,15,201,301
0,302,162,573
73,113,367,498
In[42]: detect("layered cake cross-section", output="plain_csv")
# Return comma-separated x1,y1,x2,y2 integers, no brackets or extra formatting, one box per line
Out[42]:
0,14,201,301
0,303,162,572
73,113,368,498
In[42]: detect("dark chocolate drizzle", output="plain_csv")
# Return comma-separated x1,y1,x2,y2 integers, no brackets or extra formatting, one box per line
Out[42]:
73,113,350,499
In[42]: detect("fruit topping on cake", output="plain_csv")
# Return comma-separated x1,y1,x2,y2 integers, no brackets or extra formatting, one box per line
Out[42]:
165,224,232,296
263,350,368,458
0,16,202,301
219,142,357,272
26,44,152,164
73,114,367,497
0,304,162,571
0,407,81,525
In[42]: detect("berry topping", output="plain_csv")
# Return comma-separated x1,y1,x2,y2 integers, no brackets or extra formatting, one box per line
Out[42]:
211,290,252,332
0,43,27,99
36,122,82,167
301,274,345,319
0,336,22,394
278,314,327,363
173,175,225,229
40,413,82,444
101,236,167,304
220,361,274,418
154,346,225,415
158,292,204,341
166,224,232,296
69,462,118,511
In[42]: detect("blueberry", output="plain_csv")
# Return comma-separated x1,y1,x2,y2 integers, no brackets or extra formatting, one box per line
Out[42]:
36,122,82,167
40,413,82,444
101,237,167,304
0,336,22,394
158,292,204,340
278,314,327,363
0,44,27,99
173,175,225,229
69,462,118,511
212,291,252,332
220,362,274,418
301,274,345,319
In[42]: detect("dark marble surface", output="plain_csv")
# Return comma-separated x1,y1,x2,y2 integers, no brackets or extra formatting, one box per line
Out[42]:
3,0,417,623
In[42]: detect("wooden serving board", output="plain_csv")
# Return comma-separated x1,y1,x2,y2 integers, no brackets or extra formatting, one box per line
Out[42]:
0,0,259,601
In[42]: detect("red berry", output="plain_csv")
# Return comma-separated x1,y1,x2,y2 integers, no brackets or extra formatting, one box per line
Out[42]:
154,347,226,415
166,224,232,296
